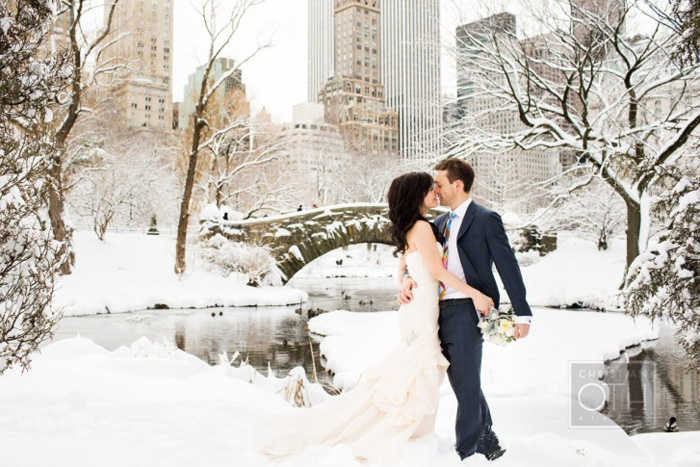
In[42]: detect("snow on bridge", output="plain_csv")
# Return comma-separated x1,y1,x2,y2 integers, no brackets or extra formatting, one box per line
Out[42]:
200,203,398,283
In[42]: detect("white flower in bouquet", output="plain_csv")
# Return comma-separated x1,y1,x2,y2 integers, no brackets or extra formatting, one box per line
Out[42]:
478,305,516,346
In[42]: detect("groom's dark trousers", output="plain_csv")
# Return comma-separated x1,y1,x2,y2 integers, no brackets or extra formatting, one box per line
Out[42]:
438,298,492,457
435,201,532,457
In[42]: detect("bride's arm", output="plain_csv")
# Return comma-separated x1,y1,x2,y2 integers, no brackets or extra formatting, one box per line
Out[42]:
411,221,494,314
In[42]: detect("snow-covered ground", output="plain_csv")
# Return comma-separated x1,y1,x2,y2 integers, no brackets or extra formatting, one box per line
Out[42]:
56,231,625,317
2,308,697,466
54,231,307,317
308,307,658,395
520,237,626,310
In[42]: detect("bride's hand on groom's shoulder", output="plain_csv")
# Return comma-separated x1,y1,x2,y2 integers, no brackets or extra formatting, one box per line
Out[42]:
397,276,417,304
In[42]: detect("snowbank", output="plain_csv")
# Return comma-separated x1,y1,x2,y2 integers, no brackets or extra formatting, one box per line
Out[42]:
1,308,691,466
309,307,659,396
54,231,307,317
631,431,700,465
516,237,627,310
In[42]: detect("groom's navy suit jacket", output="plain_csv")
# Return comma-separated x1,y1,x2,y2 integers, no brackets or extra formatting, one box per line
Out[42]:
436,201,532,318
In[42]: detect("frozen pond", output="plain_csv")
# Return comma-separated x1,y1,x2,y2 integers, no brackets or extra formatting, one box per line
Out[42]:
51,277,398,388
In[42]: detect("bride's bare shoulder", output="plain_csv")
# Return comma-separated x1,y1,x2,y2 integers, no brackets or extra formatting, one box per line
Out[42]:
406,219,433,241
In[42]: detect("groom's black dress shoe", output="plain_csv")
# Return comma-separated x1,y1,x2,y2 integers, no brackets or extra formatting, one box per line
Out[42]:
476,425,506,461
458,447,506,462
484,446,506,461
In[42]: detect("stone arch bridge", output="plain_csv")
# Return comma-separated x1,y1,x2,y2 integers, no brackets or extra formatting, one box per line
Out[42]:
200,204,555,284
200,204,396,283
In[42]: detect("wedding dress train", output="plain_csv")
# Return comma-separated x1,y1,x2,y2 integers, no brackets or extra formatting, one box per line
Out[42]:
259,245,449,462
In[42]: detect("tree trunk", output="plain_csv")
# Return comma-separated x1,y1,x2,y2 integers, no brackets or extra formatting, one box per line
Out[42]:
48,152,73,274
625,198,641,271
598,230,608,251
175,119,204,275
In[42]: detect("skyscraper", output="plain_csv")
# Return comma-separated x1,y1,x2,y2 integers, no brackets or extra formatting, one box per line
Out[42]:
308,0,441,159
381,0,441,159
178,57,245,131
308,0,334,103
455,13,560,213
101,0,174,129
319,0,398,156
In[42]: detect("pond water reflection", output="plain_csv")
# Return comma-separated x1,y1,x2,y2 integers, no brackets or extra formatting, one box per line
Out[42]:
51,277,399,388
602,322,700,434
50,277,699,436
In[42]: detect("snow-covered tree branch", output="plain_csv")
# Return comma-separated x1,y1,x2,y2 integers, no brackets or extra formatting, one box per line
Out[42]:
1,0,69,374
175,0,272,275
47,0,124,274
623,172,700,371
447,0,700,270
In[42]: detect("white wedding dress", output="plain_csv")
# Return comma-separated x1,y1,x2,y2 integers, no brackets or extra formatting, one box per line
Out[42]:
259,244,449,462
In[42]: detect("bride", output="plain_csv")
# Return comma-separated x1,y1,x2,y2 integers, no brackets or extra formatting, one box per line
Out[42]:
259,172,494,462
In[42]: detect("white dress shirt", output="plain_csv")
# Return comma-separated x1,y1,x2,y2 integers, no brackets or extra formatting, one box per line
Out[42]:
440,198,531,325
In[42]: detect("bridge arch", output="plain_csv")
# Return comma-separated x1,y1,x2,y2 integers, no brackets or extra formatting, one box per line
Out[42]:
200,204,395,283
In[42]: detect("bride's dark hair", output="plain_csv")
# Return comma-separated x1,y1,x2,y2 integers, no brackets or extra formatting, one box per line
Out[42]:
387,172,444,257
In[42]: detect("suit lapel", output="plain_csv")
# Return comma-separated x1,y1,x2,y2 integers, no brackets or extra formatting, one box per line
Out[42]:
456,201,477,240
435,212,448,235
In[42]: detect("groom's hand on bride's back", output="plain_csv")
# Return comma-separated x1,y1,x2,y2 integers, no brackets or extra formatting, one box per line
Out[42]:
397,276,417,304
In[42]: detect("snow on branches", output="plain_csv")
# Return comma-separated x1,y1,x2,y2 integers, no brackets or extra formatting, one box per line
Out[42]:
447,0,700,268
1,0,68,374
623,175,700,372
198,233,281,287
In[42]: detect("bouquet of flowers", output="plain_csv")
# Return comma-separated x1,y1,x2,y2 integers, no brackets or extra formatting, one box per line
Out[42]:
477,305,516,346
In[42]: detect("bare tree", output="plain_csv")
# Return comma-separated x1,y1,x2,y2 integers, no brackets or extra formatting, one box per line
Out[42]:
465,147,560,216
68,130,178,240
1,0,68,374
448,0,700,270
539,177,626,250
48,0,123,273
190,87,292,217
309,144,347,205
332,154,412,204
175,0,272,274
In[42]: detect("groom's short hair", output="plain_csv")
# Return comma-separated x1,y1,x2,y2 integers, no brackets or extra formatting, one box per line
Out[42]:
434,159,475,193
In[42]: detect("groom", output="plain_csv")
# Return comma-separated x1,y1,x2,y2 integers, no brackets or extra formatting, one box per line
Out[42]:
399,158,532,462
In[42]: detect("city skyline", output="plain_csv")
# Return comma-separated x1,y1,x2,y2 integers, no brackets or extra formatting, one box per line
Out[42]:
81,0,547,123
308,0,442,159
